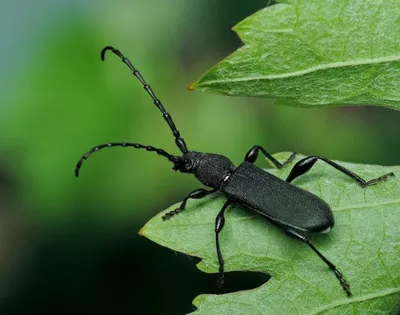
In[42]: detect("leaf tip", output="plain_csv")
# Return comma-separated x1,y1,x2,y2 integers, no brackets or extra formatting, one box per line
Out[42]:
138,225,147,237
187,82,197,91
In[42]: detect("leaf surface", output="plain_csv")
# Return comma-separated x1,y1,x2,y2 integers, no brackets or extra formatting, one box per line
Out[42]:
140,153,400,314
190,0,400,109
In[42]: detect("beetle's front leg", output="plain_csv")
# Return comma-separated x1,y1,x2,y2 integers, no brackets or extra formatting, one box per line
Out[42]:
245,145,296,169
162,188,218,220
215,200,232,287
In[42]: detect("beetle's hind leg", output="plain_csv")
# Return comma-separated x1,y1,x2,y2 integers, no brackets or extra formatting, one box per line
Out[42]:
162,188,218,220
286,229,352,296
215,200,233,287
286,156,394,187
244,145,296,169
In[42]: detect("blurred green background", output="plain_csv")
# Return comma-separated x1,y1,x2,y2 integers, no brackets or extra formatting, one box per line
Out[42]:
1,0,400,314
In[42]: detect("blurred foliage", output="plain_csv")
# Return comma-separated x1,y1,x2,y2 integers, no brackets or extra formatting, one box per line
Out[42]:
0,0,400,314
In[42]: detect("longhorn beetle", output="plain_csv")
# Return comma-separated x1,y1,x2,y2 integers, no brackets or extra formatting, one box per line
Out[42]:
76,46,395,296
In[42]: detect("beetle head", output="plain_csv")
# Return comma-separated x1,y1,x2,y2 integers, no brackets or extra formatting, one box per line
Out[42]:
173,152,235,188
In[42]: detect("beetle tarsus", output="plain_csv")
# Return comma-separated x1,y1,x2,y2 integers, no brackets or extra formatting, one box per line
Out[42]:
334,269,352,296
162,208,181,221
245,146,296,169
162,188,218,220
363,172,395,187
280,152,297,168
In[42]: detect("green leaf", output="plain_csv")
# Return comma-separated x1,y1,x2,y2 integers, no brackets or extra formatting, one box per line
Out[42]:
140,153,400,314
190,0,400,109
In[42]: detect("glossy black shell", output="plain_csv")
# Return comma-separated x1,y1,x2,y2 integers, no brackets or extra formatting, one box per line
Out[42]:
221,162,334,232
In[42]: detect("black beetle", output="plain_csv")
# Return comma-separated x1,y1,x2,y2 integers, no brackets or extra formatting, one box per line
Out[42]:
76,46,395,297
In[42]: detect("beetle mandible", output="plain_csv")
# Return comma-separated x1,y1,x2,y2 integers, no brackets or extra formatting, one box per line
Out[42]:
75,46,395,296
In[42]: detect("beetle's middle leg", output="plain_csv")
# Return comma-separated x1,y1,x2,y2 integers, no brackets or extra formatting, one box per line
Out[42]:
245,145,296,169
162,188,218,220
286,156,394,187
286,229,352,296
215,200,233,287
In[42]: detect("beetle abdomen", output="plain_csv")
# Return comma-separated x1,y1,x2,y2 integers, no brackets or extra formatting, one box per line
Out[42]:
221,162,334,232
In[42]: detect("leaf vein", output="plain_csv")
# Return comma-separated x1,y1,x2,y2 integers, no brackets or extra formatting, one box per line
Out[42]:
200,55,400,84
307,287,400,314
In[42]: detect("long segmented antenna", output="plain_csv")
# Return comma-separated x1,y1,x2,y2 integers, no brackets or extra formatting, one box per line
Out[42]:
75,142,177,177
101,46,188,154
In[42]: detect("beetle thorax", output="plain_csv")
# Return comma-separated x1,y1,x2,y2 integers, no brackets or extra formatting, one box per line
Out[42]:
180,152,235,188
